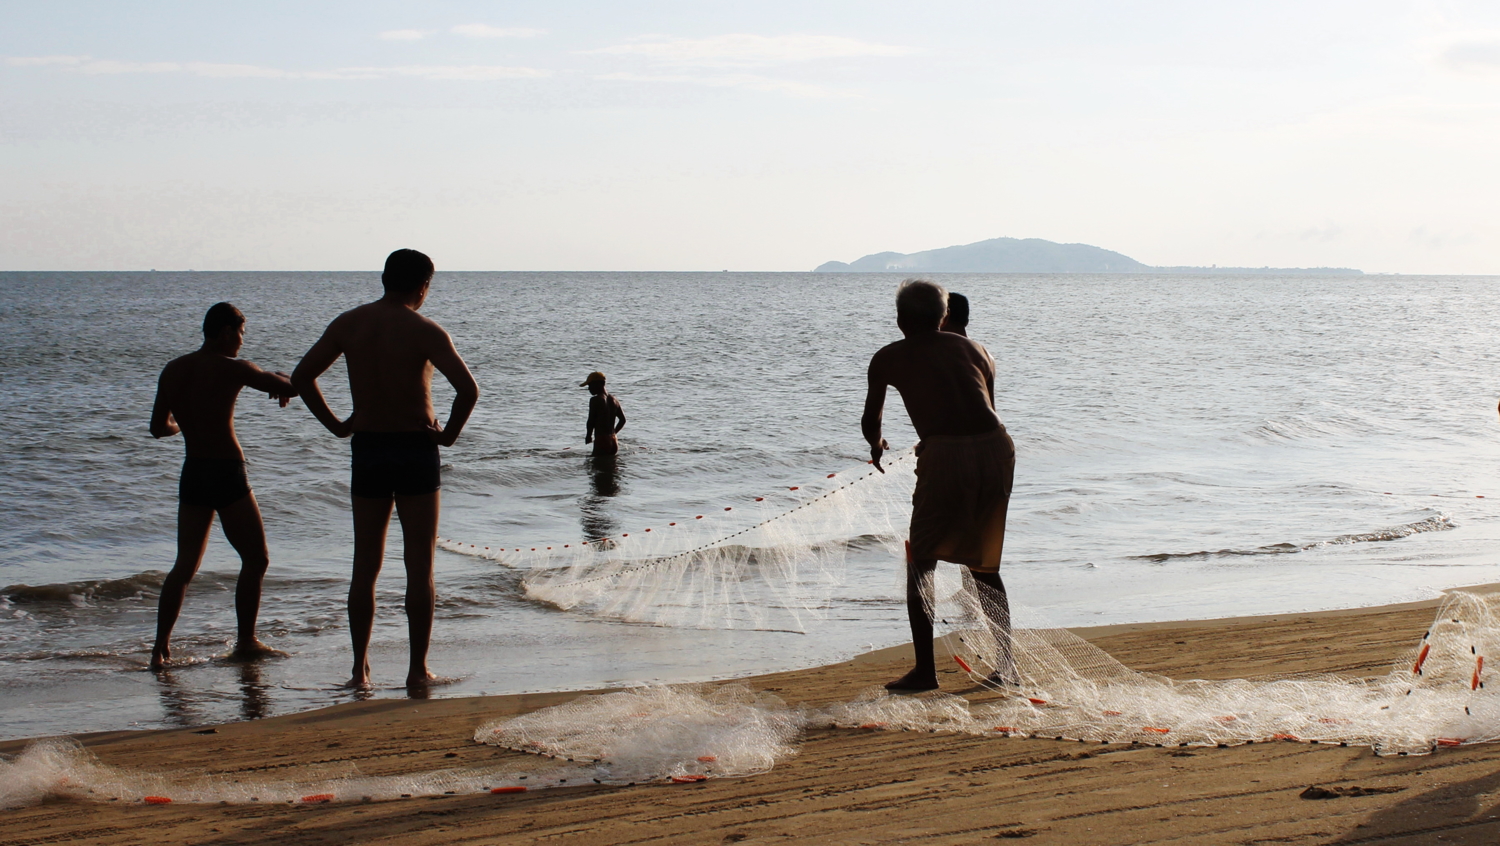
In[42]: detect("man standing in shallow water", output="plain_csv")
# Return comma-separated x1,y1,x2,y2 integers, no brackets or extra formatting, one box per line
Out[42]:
581,371,626,456
149,302,298,668
862,279,1017,691
292,250,479,689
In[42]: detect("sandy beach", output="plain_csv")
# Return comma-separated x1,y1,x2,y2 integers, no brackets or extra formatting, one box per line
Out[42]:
4,592,1498,845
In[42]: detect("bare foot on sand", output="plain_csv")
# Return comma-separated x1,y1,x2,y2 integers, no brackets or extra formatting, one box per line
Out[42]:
150,644,172,670
347,658,372,689
405,672,459,691
225,640,289,663
885,668,939,692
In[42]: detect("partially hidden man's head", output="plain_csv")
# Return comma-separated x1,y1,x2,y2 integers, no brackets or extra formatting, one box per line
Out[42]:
895,278,948,332
942,292,969,332
382,248,435,298
202,302,245,353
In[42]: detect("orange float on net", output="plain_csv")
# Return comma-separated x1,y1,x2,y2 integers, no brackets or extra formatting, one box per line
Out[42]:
1272,733,1299,741
1027,698,1048,706
1102,710,1123,717
491,786,527,794
827,473,836,478
953,655,974,673
1473,655,1485,690
993,726,1016,732
1142,727,1171,734
858,722,887,730
697,755,717,762
644,528,651,532
669,522,676,526
300,794,335,804
696,516,703,519
755,497,764,501
1437,738,1466,747
724,507,732,511
670,775,708,784
143,796,172,805
789,486,799,491
1414,643,1432,674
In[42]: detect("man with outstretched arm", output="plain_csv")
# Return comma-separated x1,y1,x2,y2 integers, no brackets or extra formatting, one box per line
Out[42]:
862,279,1017,692
291,249,479,690
149,302,297,668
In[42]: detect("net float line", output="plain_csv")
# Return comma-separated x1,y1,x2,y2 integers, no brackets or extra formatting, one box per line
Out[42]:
438,452,912,565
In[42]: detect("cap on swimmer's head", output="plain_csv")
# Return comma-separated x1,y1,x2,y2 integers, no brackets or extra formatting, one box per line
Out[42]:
580,371,606,387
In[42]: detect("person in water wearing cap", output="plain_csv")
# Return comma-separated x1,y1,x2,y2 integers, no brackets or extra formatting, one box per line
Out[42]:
863,279,1016,692
581,372,626,456
149,302,298,669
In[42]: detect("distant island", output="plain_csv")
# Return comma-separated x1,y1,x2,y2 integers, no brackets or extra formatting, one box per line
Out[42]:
814,237,1362,275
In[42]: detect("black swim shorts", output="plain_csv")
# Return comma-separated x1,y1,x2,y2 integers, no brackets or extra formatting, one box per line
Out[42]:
350,431,441,499
179,458,252,510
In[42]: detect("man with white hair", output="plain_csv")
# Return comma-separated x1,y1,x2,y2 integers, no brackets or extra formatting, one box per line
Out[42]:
862,279,1016,692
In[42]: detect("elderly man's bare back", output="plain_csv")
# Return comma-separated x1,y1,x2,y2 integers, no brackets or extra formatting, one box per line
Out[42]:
865,331,1000,446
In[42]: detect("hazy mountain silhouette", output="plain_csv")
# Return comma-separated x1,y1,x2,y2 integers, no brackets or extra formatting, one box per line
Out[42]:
815,237,1360,274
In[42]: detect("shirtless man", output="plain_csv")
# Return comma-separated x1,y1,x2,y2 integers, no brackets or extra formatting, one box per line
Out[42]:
149,302,298,668
862,279,1016,692
581,371,626,456
291,249,479,689
940,292,969,336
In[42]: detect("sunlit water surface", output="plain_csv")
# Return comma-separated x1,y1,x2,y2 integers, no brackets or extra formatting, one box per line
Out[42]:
3,271,1500,739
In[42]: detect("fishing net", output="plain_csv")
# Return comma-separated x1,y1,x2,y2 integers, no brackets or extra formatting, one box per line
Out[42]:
919,580,1500,756
475,684,804,784
440,451,918,632
6,592,1498,808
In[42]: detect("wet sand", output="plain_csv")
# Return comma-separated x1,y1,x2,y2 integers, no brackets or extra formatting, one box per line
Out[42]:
4,592,1500,845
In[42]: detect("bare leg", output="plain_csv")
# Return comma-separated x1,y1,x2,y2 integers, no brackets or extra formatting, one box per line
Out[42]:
971,570,1016,684
217,492,284,660
394,491,440,688
349,495,394,687
153,503,216,668
887,556,939,691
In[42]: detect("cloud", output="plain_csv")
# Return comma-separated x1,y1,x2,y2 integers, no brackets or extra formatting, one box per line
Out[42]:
590,33,912,67
596,71,849,98
451,24,545,39
5,55,89,66
1437,36,1500,72
316,65,548,81
6,55,547,81
379,29,432,41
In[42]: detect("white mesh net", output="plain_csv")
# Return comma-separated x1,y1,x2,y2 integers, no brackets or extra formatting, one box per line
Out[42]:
9,452,1500,808
440,451,917,632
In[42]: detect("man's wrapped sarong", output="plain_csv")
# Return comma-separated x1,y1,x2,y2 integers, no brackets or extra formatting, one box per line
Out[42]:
909,426,1015,573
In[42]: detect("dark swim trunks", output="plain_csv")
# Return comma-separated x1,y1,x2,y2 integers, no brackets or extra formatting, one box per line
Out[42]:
179,458,251,510
350,431,441,499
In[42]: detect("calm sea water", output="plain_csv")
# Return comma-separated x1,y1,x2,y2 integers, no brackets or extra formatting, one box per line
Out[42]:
4,271,1500,740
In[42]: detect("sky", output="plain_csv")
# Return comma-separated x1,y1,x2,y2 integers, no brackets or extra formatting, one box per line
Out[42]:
3,0,1499,273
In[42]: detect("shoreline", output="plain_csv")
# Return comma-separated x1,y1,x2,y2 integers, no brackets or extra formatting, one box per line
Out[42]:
4,586,1500,843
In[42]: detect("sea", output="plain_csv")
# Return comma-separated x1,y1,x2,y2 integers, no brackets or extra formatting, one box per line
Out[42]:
3,271,1500,741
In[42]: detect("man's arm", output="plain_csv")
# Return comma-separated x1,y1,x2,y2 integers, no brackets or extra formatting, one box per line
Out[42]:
291,324,353,438
150,367,181,439
426,328,479,448
612,397,626,434
236,361,298,408
861,359,891,473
